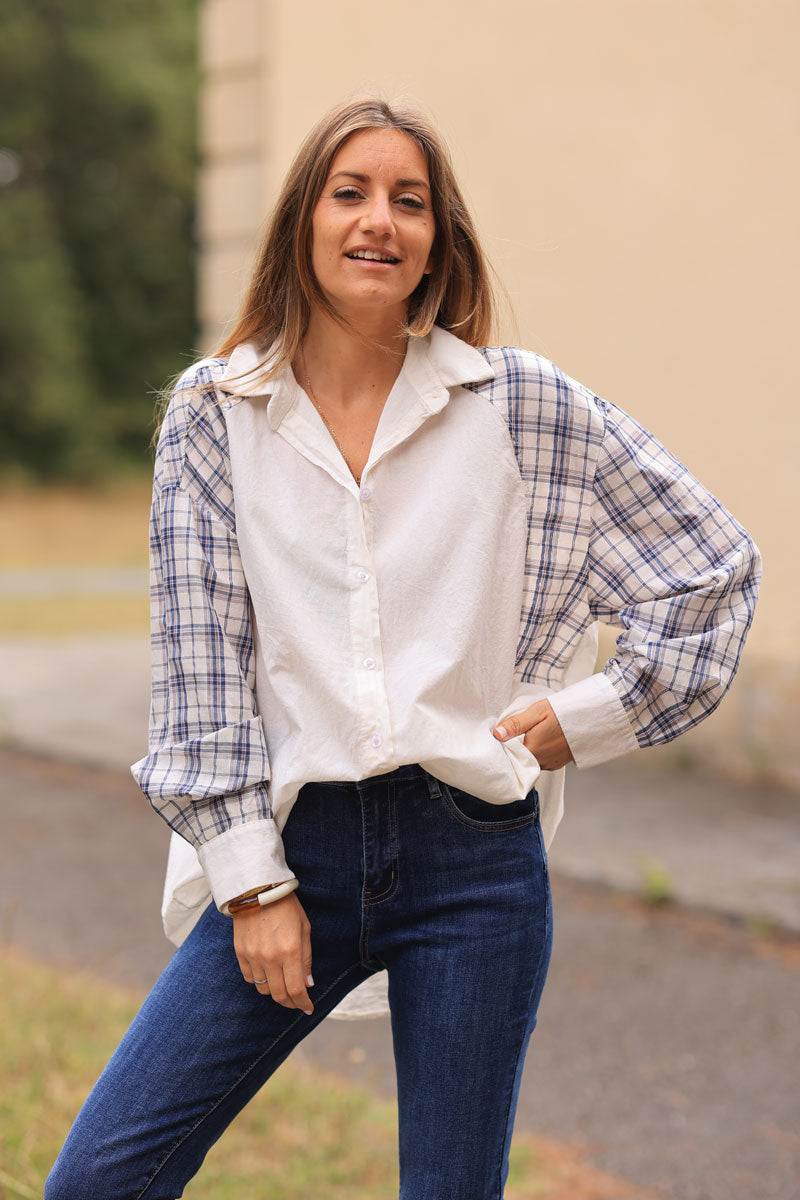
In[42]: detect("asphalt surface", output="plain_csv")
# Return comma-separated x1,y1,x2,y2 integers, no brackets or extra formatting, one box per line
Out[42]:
2,746,798,1200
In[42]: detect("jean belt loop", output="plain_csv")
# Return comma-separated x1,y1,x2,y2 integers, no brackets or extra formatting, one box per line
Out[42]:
421,768,442,800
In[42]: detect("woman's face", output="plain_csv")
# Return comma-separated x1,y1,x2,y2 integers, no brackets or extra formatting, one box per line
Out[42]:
310,128,436,324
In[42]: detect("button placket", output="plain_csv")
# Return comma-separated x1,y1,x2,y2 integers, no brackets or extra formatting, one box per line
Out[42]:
349,506,392,765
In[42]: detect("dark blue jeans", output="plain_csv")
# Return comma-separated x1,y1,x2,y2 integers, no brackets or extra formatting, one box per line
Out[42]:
46,764,552,1199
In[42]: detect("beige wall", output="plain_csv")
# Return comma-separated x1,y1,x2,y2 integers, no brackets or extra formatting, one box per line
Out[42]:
200,0,799,788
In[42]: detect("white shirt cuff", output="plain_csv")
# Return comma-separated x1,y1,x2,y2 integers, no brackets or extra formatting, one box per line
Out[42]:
548,671,640,769
196,821,296,911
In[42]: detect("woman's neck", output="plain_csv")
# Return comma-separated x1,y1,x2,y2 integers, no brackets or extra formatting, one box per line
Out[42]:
297,309,409,411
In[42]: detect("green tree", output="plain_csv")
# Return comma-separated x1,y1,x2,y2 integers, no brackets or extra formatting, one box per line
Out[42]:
0,0,197,481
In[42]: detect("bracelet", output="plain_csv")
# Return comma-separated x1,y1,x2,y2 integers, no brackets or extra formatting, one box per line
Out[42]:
224,878,299,916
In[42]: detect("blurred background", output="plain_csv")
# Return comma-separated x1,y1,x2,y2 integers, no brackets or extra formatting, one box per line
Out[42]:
1,3,797,1199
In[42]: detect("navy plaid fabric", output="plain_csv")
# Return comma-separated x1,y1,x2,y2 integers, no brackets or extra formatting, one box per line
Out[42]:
134,362,273,847
132,347,761,850
469,347,760,742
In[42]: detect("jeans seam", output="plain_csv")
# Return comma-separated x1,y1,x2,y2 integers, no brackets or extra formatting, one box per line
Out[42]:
494,858,552,1199
534,817,551,925
135,960,368,1199
363,785,400,904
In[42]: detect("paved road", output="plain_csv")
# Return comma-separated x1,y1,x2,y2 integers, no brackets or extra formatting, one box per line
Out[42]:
2,747,797,1200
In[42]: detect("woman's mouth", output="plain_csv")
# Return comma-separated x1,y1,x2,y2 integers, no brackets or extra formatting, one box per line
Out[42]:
345,249,400,264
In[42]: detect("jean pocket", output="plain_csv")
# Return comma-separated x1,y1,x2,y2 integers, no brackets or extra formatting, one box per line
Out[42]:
440,781,539,832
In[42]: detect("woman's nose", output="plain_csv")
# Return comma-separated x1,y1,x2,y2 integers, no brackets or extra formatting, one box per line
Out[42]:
359,193,395,235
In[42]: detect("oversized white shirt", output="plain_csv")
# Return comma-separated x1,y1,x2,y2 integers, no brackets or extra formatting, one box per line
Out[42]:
132,326,760,1019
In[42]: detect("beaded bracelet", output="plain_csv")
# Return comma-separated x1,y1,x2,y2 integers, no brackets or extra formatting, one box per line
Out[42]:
223,878,299,916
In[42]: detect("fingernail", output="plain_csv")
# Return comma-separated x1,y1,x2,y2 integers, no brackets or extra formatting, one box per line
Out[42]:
495,725,508,740
306,974,315,987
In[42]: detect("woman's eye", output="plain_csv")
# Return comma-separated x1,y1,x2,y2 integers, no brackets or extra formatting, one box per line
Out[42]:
330,187,426,210
396,195,425,210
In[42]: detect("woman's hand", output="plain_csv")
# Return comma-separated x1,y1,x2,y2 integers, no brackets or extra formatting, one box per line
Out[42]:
233,892,315,1015
493,699,574,771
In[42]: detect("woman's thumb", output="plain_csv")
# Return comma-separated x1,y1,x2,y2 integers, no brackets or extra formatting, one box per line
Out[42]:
493,714,521,741
494,702,549,741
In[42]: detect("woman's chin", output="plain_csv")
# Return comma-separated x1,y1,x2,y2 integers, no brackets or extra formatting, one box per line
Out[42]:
321,292,411,328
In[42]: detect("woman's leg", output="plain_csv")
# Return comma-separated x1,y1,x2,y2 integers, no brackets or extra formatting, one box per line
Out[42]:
365,768,553,1200
45,785,377,1200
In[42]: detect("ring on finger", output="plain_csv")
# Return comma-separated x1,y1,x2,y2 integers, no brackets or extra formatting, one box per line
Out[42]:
252,977,268,985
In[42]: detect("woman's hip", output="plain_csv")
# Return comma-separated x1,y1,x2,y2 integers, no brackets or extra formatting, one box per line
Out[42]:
285,765,551,949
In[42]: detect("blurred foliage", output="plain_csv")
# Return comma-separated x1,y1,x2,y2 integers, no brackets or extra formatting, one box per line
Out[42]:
0,0,198,482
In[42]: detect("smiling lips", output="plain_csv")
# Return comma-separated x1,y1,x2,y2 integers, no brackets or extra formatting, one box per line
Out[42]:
345,249,400,263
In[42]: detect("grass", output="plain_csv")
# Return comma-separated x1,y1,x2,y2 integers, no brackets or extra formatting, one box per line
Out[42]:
0,481,152,636
0,948,654,1200
0,947,402,1199
637,856,675,906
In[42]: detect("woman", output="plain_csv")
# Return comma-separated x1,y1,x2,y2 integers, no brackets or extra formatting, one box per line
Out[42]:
46,96,760,1199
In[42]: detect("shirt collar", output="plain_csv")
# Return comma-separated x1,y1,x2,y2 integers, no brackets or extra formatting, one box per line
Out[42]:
217,340,278,398
217,326,495,432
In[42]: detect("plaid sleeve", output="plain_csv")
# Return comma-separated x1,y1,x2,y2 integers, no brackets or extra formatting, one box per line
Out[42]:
577,398,761,754
130,363,295,908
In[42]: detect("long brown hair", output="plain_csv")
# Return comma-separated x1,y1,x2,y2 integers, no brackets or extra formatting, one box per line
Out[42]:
214,95,496,376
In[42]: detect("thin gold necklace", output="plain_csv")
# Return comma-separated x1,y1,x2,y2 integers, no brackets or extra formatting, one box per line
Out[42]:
300,349,362,486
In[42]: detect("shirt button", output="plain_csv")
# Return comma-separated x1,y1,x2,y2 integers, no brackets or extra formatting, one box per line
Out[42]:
363,656,376,670
370,732,382,748
360,486,372,500
356,569,369,583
